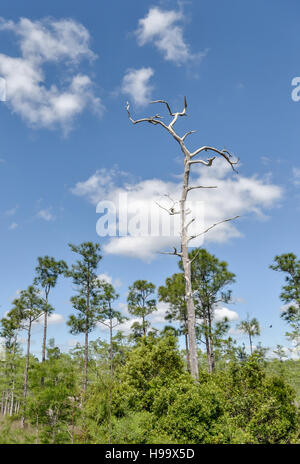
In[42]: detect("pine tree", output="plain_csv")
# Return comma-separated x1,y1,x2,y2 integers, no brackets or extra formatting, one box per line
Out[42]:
127,280,157,338
66,242,102,393
34,256,68,363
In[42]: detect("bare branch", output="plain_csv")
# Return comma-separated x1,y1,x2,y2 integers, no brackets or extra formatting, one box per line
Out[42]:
182,130,197,141
154,201,180,215
187,185,217,192
149,97,187,130
190,146,239,172
188,215,240,242
189,156,216,167
150,100,174,116
184,217,195,231
159,247,182,257
125,101,169,130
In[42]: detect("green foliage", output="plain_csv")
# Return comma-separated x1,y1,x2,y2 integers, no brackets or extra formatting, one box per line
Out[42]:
1,244,300,444
270,253,300,350
27,353,79,443
34,256,68,298
127,280,157,337
81,334,300,444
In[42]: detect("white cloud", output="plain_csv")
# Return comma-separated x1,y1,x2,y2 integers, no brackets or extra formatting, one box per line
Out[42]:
35,313,65,326
149,302,169,324
0,17,103,131
9,222,18,230
292,167,300,186
97,273,123,288
268,345,300,360
37,208,55,221
122,67,154,107
71,166,130,204
0,76,6,101
214,306,239,322
117,318,140,336
72,159,282,261
136,7,202,65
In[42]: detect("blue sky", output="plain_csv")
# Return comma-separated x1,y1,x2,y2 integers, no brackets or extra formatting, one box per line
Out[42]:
0,0,300,357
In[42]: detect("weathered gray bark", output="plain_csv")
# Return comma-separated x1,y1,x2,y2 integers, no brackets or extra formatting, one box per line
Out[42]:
184,321,190,372
126,98,238,380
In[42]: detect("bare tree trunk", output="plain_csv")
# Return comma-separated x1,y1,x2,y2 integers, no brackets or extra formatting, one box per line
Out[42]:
83,288,90,393
180,155,199,380
22,320,32,428
84,325,88,393
42,288,50,363
9,336,17,416
207,308,215,373
249,334,253,355
42,311,48,363
184,324,190,372
126,98,238,380
142,314,146,337
204,326,212,374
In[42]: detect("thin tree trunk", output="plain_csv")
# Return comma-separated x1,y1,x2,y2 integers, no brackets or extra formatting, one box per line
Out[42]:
142,313,146,337
42,288,49,363
84,326,88,393
184,326,190,372
9,335,17,416
22,320,32,428
109,321,113,378
181,156,199,380
205,330,212,374
207,308,215,373
108,321,113,444
83,289,90,393
249,334,253,355
42,310,48,363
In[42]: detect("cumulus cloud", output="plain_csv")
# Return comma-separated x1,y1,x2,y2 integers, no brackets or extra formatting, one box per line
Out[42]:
72,159,282,261
0,17,103,131
71,166,130,204
0,76,6,101
97,272,123,288
214,307,239,322
121,67,154,107
37,208,55,221
35,313,65,326
136,7,202,65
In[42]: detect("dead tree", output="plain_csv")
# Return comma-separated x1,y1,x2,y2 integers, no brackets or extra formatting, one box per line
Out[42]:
126,98,239,380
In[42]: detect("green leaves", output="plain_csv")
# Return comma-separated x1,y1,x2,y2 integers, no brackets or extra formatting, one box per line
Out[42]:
34,256,68,296
127,280,157,337
270,253,300,349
